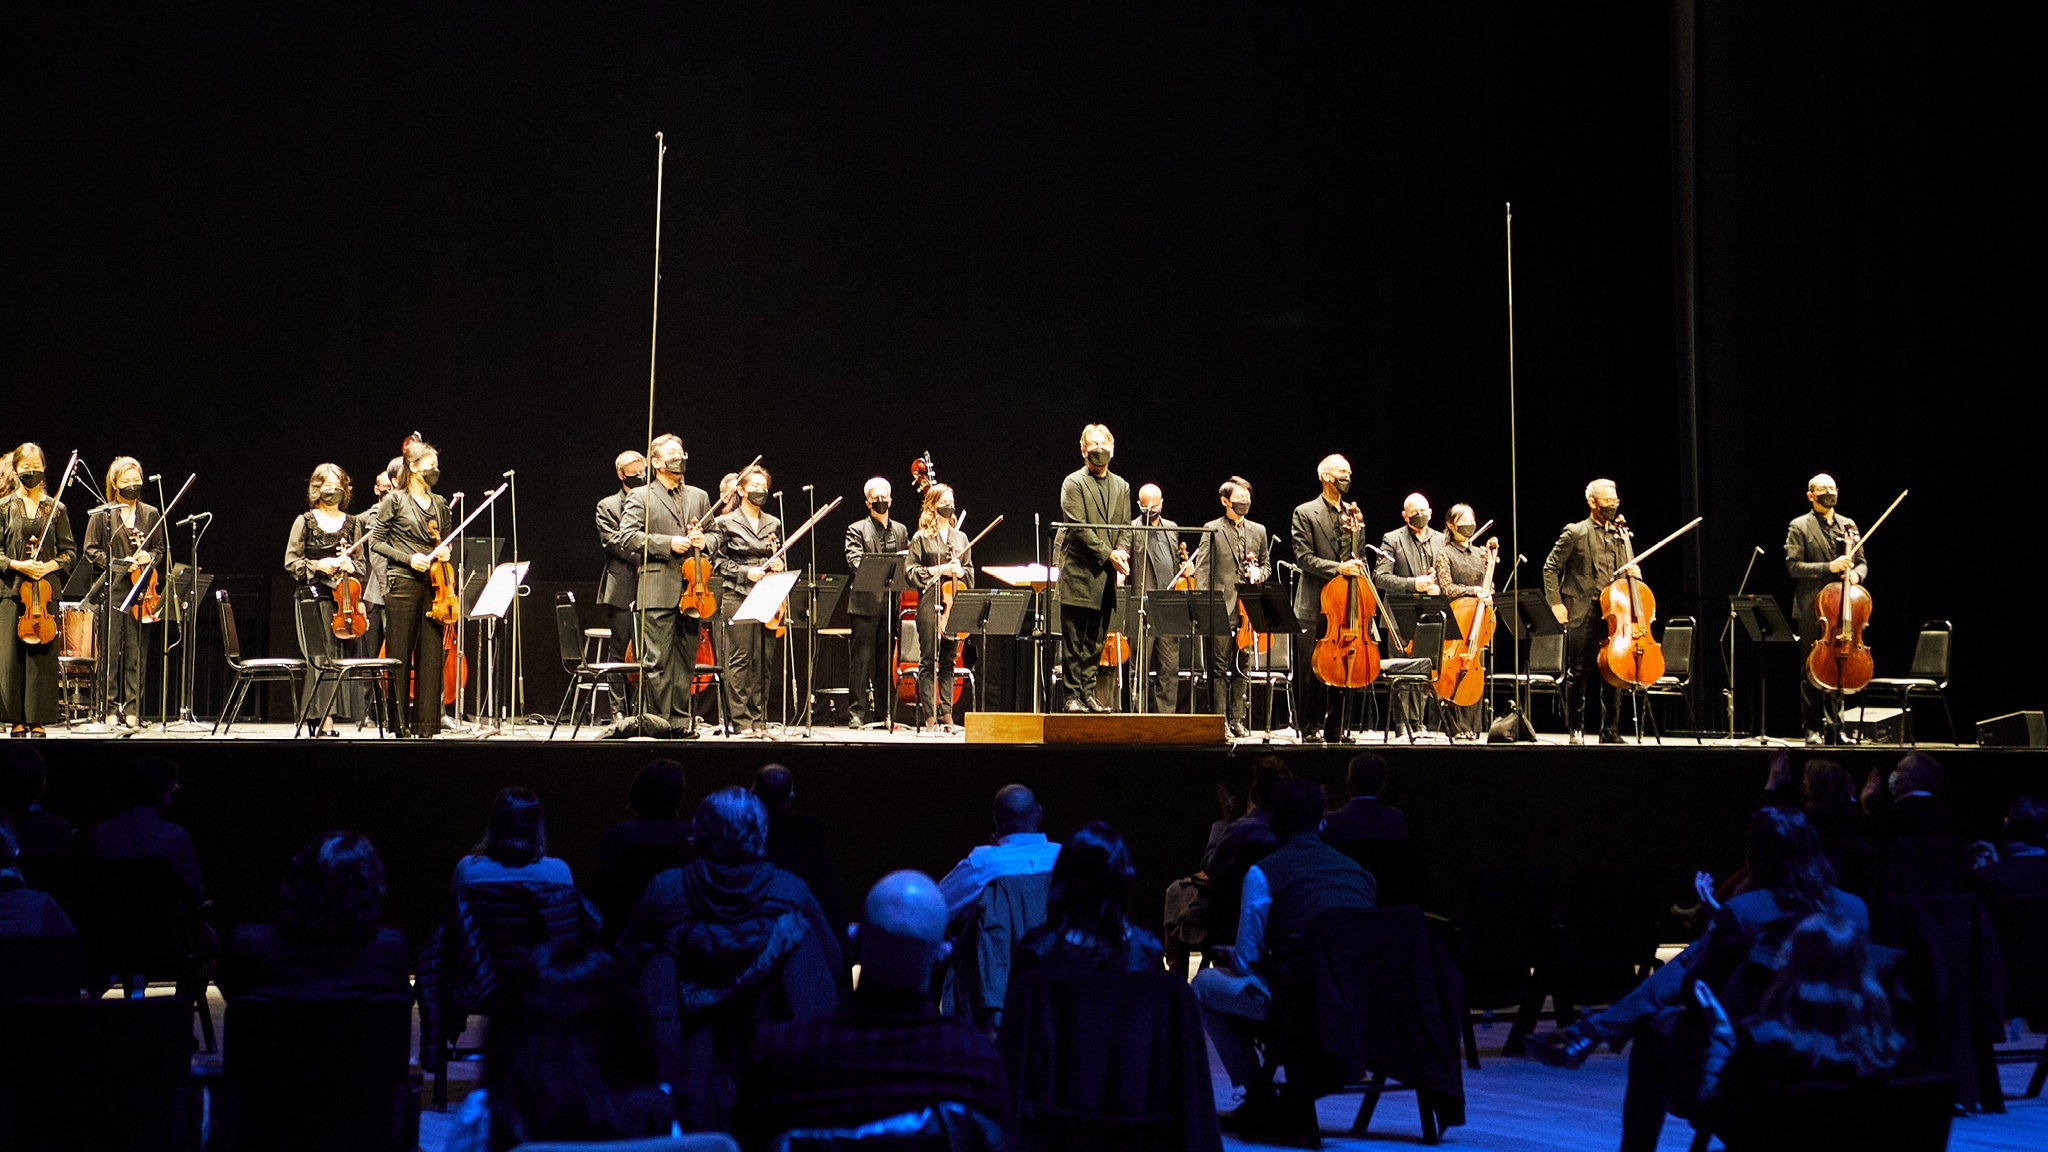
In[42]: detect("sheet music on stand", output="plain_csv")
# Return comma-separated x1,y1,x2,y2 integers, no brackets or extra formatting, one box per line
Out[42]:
734,570,802,624
471,562,530,621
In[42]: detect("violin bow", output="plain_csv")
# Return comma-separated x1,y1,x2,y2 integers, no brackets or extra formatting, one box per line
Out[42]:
24,452,82,563
1619,516,1703,570
759,495,845,569
1843,489,1907,564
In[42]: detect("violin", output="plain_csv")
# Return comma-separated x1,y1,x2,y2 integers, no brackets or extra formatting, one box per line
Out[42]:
1170,540,1196,590
1311,502,1380,687
1434,532,1498,707
1805,490,1904,696
676,513,717,619
425,519,461,625
1234,541,1270,657
127,526,162,624
935,515,1003,637
13,451,79,646
1596,515,1702,690
330,534,373,640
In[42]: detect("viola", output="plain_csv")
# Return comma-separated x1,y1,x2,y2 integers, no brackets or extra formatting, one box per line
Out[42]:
1802,490,1906,694
1311,502,1380,688
1170,540,1196,590
1435,537,1498,706
935,515,1002,637
1595,515,1701,690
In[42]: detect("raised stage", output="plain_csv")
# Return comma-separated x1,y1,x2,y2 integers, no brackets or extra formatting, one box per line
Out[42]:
31,721,2042,955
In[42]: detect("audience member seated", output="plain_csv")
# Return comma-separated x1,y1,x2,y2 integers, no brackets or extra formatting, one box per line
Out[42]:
618,787,841,1130
1193,777,1377,1125
734,871,1006,1152
1187,756,1287,956
1013,821,1164,978
1318,752,1408,843
753,762,842,932
1972,796,2048,903
938,784,1061,919
444,940,675,1152
86,756,206,905
1676,912,1904,1146
1527,808,1869,1152
1162,765,1252,970
455,787,575,888
219,831,408,1000
594,759,693,877
1,748,73,856
0,820,74,938
1862,752,1951,847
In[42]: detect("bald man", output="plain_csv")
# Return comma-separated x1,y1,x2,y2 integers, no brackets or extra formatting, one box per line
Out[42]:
844,477,911,730
1542,479,1639,744
1128,484,1195,714
1785,473,1866,745
937,784,1060,917
1291,455,1368,742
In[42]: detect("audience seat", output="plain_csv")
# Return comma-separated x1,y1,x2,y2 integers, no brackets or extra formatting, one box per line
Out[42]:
1981,892,2048,1098
70,853,218,1052
588,842,691,949
0,933,88,1001
213,994,419,1152
769,1101,1003,1151
0,995,203,1151
1447,867,1558,1067
1329,837,1429,911
1895,894,2005,1113
945,871,1050,1035
1540,867,1665,1031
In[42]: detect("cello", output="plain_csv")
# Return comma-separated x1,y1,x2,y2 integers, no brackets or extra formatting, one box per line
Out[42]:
1805,489,1906,696
1595,515,1702,690
1434,524,1499,707
1311,502,1380,688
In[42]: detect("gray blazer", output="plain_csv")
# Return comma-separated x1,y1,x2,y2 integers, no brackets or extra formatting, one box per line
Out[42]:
1056,467,1132,608
1290,496,1358,620
1784,510,1865,633
609,480,715,610
1193,515,1270,615
595,489,638,609
1373,525,1445,595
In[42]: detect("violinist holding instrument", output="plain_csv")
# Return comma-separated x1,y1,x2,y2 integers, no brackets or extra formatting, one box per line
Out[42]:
1785,473,1866,746
82,456,162,729
1431,504,1497,739
908,482,974,733
713,463,783,734
844,474,910,730
369,434,455,738
1542,479,1639,745
610,434,714,733
1193,475,1270,738
357,459,402,666
285,463,368,737
1291,454,1366,743
0,444,77,738
1056,424,1132,713
595,448,649,716
1130,484,1194,715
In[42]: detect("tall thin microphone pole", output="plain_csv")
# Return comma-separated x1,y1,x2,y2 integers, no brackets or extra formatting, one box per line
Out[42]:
1506,202,1525,722
636,132,665,733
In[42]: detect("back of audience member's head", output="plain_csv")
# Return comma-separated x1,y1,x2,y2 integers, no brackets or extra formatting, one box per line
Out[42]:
626,760,685,821
1801,759,1855,814
694,786,769,864
752,763,795,811
1741,807,1835,912
1268,777,1327,840
1249,755,1289,812
1212,762,1250,823
1,747,48,818
852,871,950,994
475,787,547,868
126,756,180,810
1889,752,1943,798
992,784,1042,837
483,940,661,1149
278,831,386,947
1347,753,1389,800
1046,821,1137,945
2005,796,2048,850
0,818,20,873
1748,911,1901,1078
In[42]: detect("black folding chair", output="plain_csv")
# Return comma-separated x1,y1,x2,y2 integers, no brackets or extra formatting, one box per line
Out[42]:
1450,867,1558,1067
0,995,204,1151
215,995,420,1152
291,590,403,738
211,588,305,733
71,854,217,1052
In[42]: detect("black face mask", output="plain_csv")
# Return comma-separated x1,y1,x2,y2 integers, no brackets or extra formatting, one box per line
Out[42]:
317,486,341,504
1594,504,1620,522
746,489,770,508
622,473,648,489
869,498,891,514
1332,477,1351,496
1144,506,1162,522
418,468,440,487
1407,512,1428,529
1229,498,1251,517
1452,523,1475,539
1816,492,1838,509
935,504,956,519
1085,448,1111,468
120,484,146,501
16,471,44,491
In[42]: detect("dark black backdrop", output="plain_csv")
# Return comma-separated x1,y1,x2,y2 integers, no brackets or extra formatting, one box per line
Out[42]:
8,3,2034,730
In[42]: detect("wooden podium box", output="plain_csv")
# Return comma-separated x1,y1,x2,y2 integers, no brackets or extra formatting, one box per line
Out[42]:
965,712,1227,745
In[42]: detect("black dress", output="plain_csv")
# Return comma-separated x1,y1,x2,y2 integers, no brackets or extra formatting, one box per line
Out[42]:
285,509,370,724
0,494,77,728
82,501,163,720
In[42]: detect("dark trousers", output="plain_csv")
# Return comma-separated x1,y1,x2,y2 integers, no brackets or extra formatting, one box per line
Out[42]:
1207,635,1251,725
1796,636,1845,735
605,604,638,716
1563,616,1620,735
916,615,960,725
100,606,149,718
383,577,445,736
0,599,61,727
361,602,386,672
1294,624,1340,738
637,606,703,723
1144,634,1181,714
720,592,771,727
847,612,894,725
1060,601,1109,706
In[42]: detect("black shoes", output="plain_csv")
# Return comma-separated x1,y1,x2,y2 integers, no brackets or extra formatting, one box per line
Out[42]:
1227,720,1249,739
1063,698,1089,713
1525,1022,1601,1070
1085,696,1113,714
1600,731,1625,745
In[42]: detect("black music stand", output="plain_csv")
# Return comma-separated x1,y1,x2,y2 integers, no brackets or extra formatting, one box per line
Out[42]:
1730,593,1796,739
782,573,847,734
1385,594,1464,642
1494,590,1564,638
850,553,910,731
1236,585,1298,735
946,587,1030,713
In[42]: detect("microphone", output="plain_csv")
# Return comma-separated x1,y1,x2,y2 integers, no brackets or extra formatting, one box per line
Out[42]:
452,492,466,501
1753,545,1765,556
772,490,783,499
1515,554,1528,565
801,484,814,492
1276,560,1301,573
503,469,516,478
146,474,162,482
176,511,212,527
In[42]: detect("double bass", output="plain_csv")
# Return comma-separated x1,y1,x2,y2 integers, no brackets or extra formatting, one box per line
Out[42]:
1596,515,1702,690
1434,526,1498,706
1805,489,1906,696
1311,502,1380,687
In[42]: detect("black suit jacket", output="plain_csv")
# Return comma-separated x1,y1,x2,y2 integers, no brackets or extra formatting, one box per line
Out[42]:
1290,497,1356,620
82,502,164,584
1056,468,1132,608
611,480,716,610
1541,517,1629,625
1319,797,1409,843
1373,526,1445,595
844,515,911,618
595,488,639,609
1784,510,1865,633
1974,854,2048,903
767,807,843,931
1193,515,1270,615
219,924,411,1001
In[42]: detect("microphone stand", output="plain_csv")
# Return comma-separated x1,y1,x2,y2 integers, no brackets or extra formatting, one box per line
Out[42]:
775,490,791,733
72,474,116,735
1033,513,1046,714
506,468,527,726
164,512,213,732
799,485,819,737
1722,545,1763,741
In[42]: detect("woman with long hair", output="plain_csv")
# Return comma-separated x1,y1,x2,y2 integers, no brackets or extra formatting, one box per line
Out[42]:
0,444,76,738
710,464,782,733
455,787,573,888
220,831,409,999
906,482,972,733
286,462,368,735
81,456,162,728
368,434,453,738
1014,820,1164,975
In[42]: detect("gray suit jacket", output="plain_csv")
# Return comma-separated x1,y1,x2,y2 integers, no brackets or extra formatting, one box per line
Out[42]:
1290,497,1357,619
595,489,638,609
1784,510,1865,633
844,515,911,618
1542,517,1629,625
1056,468,1131,608
609,480,715,610
1193,515,1270,615
1373,525,1445,594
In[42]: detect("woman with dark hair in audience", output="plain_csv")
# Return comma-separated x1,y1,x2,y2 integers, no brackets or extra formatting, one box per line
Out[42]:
1679,912,1903,1146
1014,821,1164,976
443,940,674,1152
220,831,408,999
455,787,573,888
593,759,691,878
0,818,74,938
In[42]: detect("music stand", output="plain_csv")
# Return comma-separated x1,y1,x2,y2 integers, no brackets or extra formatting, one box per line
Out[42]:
1493,590,1564,639
1730,593,1796,739
849,553,910,730
1385,593,1464,642
163,566,212,732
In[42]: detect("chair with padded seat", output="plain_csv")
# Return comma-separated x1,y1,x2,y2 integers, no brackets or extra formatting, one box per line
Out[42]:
212,588,306,733
552,590,653,738
1645,616,1701,743
291,590,403,738
1858,620,1955,745
1488,630,1565,731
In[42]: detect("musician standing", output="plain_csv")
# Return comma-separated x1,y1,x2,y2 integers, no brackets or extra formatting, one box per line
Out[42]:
1542,479,1639,745
1193,476,1270,738
595,450,649,717
713,464,783,735
610,435,711,734
1128,485,1193,714
1372,492,1444,731
357,459,401,669
1785,473,1865,746
0,444,76,738
369,435,454,739
1433,504,1498,739
83,456,161,729
284,463,367,736
844,477,909,730
1056,424,1132,713
1290,454,1364,743
907,483,973,733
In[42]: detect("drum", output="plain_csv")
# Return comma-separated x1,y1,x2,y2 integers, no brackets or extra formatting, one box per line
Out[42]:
59,602,96,659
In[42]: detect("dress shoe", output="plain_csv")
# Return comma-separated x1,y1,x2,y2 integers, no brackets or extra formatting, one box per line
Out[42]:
1600,731,1625,745
1064,698,1089,713
1805,730,1825,747
1085,697,1113,714
1227,720,1249,739
1302,732,1325,744
1525,1021,1602,1070
1568,730,1585,746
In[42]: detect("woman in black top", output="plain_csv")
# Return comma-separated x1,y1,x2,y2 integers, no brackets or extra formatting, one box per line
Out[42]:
1013,820,1165,977
906,483,973,734
81,455,162,729
286,463,368,736
0,444,77,737
369,436,454,738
